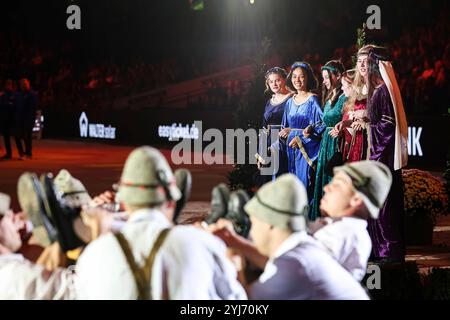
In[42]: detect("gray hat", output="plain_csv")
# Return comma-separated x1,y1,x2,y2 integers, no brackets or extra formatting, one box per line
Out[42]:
0,193,11,216
53,169,92,208
244,174,308,232
116,146,181,206
333,160,392,219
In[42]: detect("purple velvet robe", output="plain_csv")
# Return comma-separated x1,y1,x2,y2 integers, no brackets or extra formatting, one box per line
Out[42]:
368,84,405,261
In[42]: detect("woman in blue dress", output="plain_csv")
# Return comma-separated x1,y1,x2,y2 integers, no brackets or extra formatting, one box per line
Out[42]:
278,62,324,202
257,67,292,184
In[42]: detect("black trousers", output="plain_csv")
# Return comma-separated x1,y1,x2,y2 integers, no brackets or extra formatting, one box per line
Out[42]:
2,127,13,156
1,110,14,156
15,115,34,157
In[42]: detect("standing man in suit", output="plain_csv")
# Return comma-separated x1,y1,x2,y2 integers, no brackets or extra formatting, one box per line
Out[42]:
0,80,18,160
15,78,37,159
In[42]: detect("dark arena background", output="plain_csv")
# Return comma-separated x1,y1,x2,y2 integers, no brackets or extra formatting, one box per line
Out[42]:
0,0,450,302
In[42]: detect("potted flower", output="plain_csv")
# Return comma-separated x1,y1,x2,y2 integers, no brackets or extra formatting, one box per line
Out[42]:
402,169,449,246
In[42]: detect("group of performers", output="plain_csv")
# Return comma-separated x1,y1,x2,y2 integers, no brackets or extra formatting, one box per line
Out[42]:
257,44,409,262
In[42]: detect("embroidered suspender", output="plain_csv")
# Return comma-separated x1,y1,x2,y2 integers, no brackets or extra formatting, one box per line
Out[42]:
114,228,171,300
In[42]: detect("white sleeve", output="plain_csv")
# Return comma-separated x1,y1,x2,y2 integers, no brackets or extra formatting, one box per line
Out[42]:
0,260,76,300
313,223,347,261
162,232,216,299
249,255,310,300
74,236,118,300
313,223,371,282
162,228,246,300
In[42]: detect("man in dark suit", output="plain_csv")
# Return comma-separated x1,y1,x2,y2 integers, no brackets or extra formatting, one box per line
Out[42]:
15,78,37,159
0,80,17,160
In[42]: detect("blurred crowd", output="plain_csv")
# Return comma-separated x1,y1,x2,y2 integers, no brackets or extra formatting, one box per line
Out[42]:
0,14,448,114
278,15,450,115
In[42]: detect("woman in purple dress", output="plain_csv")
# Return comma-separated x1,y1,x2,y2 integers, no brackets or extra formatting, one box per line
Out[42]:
360,45,409,262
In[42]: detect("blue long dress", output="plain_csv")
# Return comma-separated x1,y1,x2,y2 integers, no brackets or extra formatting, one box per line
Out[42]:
258,96,290,184
281,95,324,202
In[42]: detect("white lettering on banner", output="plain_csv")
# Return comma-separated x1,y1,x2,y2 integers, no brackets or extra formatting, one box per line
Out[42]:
79,112,88,137
407,126,423,157
105,126,116,139
89,124,97,138
170,121,279,175
79,112,116,140
158,123,200,141
97,124,105,138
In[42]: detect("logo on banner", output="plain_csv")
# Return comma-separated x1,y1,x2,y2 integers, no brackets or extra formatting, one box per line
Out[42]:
79,112,116,140
407,126,423,157
79,112,88,137
158,123,200,141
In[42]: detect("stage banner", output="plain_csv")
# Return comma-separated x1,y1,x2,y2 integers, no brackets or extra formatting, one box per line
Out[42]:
41,109,449,170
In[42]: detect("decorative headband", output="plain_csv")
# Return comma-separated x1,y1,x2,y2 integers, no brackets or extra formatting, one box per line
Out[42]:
321,65,338,73
368,51,391,64
290,62,309,70
360,48,391,64
265,67,287,78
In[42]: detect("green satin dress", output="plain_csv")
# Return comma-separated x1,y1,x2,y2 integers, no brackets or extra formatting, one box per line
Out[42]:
310,93,347,220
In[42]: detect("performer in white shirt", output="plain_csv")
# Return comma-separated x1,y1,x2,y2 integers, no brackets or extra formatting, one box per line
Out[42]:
1,147,246,300
0,192,75,300
212,174,369,300
75,146,246,300
311,160,393,281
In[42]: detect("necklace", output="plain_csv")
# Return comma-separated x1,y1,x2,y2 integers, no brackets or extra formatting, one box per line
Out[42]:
271,93,289,105
294,92,309,105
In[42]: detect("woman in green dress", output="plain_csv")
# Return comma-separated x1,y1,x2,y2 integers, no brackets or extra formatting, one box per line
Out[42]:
310,60,346,220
